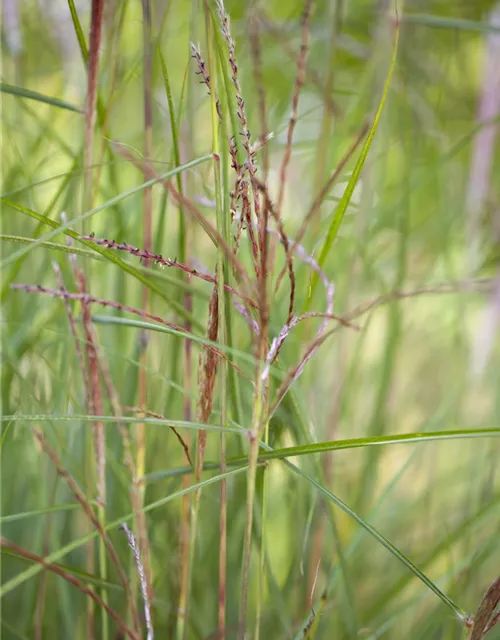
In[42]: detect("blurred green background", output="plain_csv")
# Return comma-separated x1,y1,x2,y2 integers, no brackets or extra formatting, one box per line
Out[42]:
2,0,500,638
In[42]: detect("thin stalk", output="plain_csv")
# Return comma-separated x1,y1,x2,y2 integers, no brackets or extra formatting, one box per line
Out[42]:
213,42,232,640
157,58,191,376
239,383,268,640
211,11,244,425
159,51,192,458
255,421,269,640
183,8,229,639
275,0,313,219
136,0,154,613
355,10,406,514
0,537,140,640
74,267,108,640
240,184,270,640
83,4,104,634
306,13,400,308
158,51,192,638
83,0,103,236
216,157,229,640
33,474,57,640
175,5,199,639
94,1,129,192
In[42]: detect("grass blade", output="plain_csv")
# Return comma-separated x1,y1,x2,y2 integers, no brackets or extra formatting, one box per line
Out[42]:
234,427,500,464
1,154,211,268
0,466,248,598
0,83,82,113
306,16,399,307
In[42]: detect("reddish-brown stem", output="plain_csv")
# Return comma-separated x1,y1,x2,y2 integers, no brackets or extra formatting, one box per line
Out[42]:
110,144,255,299
275,122,369,294
84,0,104,223
124,407,193,468
258,10,340,117
0,537,140,640
74,268,106,509
81,235,258,308
34,475,57,640
297,122,369,250
32,428,140,632
275,0,313,219
11,283,248,380
269,278,496,417
52,261,90,395
254,178,296,325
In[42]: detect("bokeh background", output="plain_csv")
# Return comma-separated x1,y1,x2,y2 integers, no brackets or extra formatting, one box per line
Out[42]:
2,1,500,638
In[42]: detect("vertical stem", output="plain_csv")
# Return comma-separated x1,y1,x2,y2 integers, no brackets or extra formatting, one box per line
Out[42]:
181,43,193,640
203,5,230,637
83,0,103,234
84,3,104,637
239,393,266,640
137,0,154,609
218,230,229,640
95,1,129,192
138,0,153,481
255,422,269,640
83,314,107,640
86,432,96,640
216,80,230,640
180,9,225,639
176,5,198,638
240,193,270,638
355,4,404,514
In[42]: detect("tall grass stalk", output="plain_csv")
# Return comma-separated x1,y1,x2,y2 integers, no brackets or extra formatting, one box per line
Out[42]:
83,3,107,638
135,0,154,616
158,44,193,640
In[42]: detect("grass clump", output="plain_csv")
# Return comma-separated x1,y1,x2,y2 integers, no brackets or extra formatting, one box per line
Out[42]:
2,1,500,639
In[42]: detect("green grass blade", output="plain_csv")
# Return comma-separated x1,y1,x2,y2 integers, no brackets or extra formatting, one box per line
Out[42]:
306,18,399,307
246,428,500,463
143,428,500,481
2,191,209,330
1,549,122,592
403,13,500,34
0,83,82,113
90,315,281,375
67,0,89,62
0,420,14,449
0,466,247,598
1,503,83,524
0,413,245,435
1,154,211,267
1,618,31,640
2,201,200,327
283,460,467,622
365,493,500,622
1,234,208,299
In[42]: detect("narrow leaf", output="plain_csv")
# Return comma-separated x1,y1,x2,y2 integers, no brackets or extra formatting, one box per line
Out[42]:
307,18,399,307
0,83,82,113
